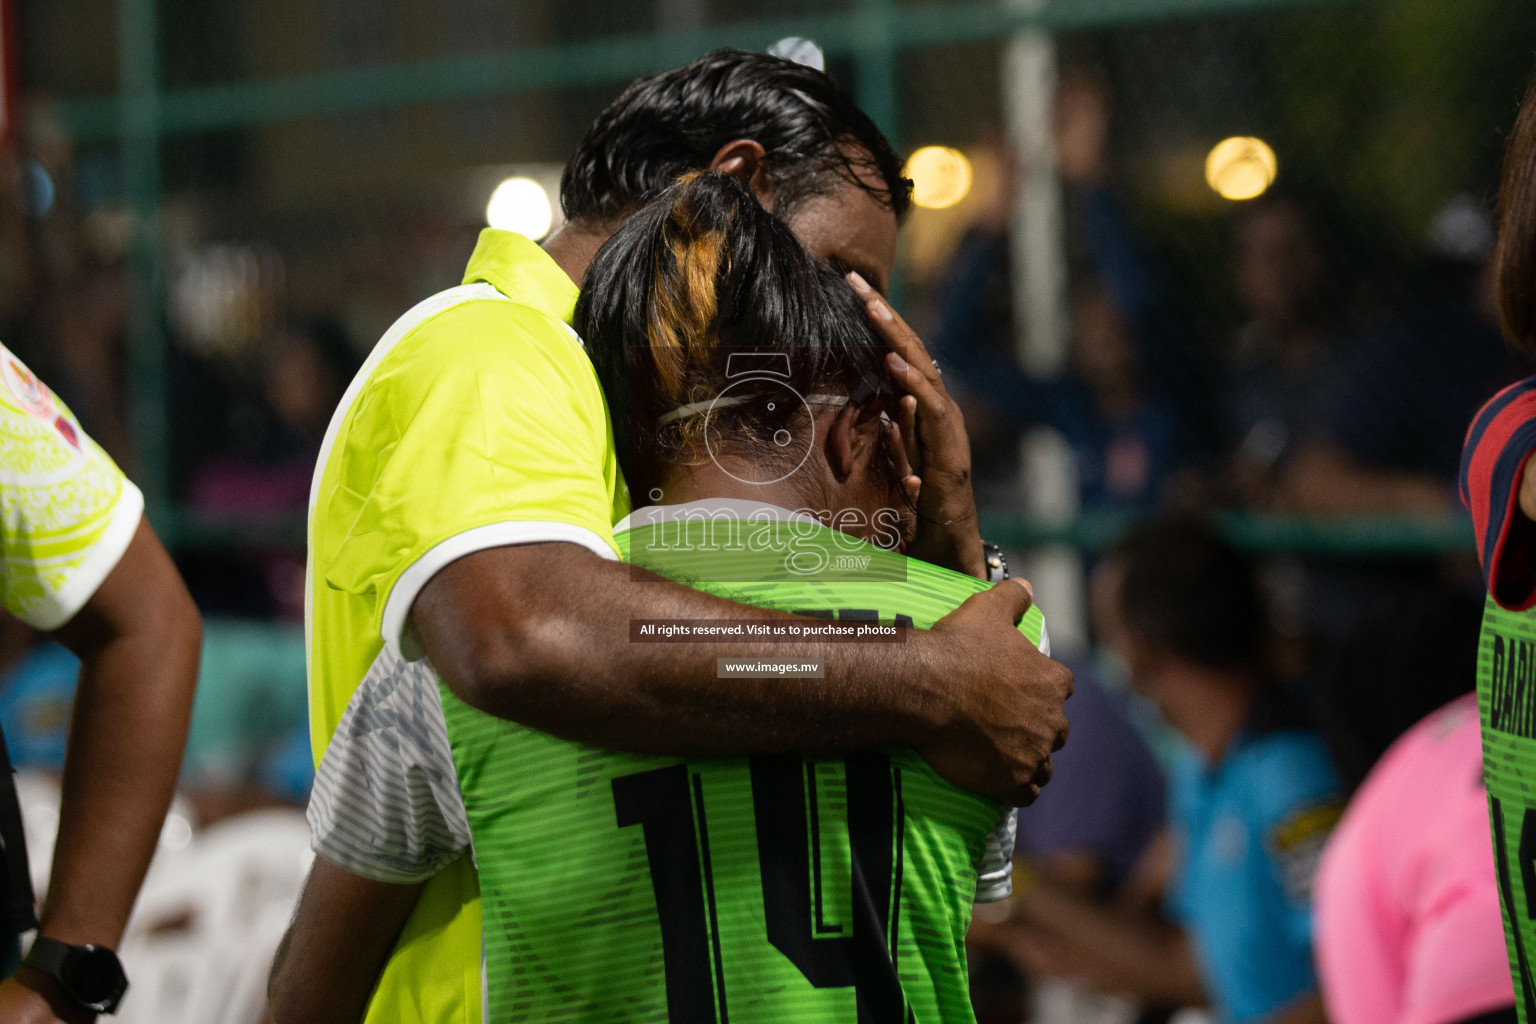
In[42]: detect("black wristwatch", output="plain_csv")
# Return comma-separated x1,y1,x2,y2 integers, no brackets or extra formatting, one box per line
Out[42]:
21,936,128,1014
981,541,1009,583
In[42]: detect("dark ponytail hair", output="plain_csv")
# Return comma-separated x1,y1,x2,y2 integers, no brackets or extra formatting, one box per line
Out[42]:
576,171,890,489
1498,74,1536,354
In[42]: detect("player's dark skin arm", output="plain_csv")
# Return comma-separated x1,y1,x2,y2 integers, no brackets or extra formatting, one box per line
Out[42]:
268,861,421,1024
0,520,201,1024
415,546,1070,807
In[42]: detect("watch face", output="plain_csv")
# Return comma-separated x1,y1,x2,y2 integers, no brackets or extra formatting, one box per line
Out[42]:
62,946,128,1011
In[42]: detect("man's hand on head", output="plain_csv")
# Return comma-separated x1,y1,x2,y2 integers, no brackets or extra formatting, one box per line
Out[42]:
917,578,1072,806
846,271,985,579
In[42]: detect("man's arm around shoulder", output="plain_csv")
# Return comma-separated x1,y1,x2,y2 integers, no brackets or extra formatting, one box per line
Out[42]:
413,542,1071,806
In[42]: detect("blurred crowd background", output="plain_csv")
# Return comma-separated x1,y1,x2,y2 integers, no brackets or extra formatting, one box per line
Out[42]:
2,0,1534,1021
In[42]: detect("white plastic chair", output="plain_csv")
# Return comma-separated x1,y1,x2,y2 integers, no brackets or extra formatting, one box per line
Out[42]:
15,770,199,908
12,771,59,900
12,786,308,1024
117,807,310,1024
116,931,235,1024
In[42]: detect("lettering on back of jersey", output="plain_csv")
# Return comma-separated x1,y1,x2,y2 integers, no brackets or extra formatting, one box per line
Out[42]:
1490,632,1536,739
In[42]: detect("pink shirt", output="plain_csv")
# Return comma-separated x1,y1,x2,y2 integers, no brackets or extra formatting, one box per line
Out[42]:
1315,693,1513,1024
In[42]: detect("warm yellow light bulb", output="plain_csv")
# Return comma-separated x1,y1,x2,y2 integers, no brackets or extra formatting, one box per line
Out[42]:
906,146,974,210
1205,137,1278,202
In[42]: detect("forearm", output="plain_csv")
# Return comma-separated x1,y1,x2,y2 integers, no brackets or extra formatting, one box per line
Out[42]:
44,611,199,945
420,546,947,755
45,524,201,946
270,861,422,1024
416,543,1068,807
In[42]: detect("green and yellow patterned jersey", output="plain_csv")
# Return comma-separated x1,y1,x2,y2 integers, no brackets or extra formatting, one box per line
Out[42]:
310,500,1047,1023
0,343,142,630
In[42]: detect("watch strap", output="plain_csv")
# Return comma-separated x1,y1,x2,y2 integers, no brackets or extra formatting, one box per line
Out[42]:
21,935,69,977
23,936,128,1015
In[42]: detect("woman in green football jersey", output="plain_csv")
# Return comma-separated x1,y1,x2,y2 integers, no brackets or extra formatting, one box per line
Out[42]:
1461,71,1536,1024
277,170,1045,1024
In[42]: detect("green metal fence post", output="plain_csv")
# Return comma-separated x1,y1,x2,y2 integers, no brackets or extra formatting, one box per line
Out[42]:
855,0,900,144
854,0,904,306
117,0,171,529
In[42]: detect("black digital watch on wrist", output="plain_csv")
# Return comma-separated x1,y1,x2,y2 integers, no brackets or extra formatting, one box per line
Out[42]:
21,936,128,1014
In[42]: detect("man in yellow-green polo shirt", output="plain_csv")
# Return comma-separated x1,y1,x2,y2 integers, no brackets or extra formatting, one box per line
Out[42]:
276,49,1072,1024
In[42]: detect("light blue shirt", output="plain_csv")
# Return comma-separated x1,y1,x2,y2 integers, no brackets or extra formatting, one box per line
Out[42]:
1167,726,1342,1024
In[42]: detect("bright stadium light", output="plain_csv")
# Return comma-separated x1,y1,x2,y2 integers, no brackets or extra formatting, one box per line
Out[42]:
768,36,824,71
1205,136,1278,201
906,146,973,210
486,176,553,239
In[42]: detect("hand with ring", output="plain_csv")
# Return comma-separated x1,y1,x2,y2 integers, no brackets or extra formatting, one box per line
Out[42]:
846,271,984,579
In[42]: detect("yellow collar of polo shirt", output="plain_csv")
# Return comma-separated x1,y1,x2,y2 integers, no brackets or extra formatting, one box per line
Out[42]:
461,228,581,326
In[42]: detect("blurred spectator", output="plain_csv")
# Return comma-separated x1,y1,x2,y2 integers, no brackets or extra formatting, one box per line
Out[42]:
1219,191,1483,645
1006,521,1340,1024
27,264,132,467
1013,661,1166,894
180,617,311,802
939,272,1182,510
1055,67,1219,458
0,640,78,774
188,317,355,516
1224,193,1352,505
1064,283,1182,510
1314,588,1484,791
968,658,1165,1024
1312,589,1513,1024
1276,201,1520,514
181,317,357,619
932,67,1202,508
0,616,313,812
